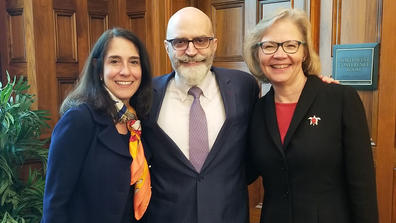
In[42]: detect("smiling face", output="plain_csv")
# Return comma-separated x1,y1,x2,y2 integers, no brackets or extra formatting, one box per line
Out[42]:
258,19,306,86
165,7,218,86
103,37,142,103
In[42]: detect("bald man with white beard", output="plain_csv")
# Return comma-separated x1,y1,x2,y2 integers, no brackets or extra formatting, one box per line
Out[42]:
142,7,259,223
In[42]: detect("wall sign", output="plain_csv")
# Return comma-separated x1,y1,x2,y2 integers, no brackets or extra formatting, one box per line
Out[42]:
333,43,379,90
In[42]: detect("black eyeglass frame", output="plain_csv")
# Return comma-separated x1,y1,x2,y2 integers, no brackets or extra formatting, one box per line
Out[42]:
257,40,306,55
166,37,215,51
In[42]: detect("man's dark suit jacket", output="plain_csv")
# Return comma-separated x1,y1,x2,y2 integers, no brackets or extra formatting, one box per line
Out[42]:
41,104,148,223
142,67,259,223
249,75,378,223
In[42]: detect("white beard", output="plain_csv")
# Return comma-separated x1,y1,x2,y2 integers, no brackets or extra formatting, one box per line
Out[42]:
169,51,215,86
176,63,210,86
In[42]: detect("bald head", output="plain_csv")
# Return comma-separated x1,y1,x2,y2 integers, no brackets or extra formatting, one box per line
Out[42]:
166,7,214,39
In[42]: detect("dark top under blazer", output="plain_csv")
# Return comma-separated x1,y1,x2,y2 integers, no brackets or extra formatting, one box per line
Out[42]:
142,67,259,223
249,75,378,223
41,104,148,223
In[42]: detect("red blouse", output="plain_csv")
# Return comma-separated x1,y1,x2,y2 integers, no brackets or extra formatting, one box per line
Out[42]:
275,102,297,144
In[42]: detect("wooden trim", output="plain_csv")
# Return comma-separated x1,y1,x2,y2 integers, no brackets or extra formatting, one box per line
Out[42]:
212,1,244,9
24,0,37,109
331,0,342,56
0,0,6,81
53,9,77,63
76,0,89,75
376,0,396,222
393,169,396,223
147,0,170,76
214,55,244,62
87,12,109,51
7,8,25,63
310,0,320,54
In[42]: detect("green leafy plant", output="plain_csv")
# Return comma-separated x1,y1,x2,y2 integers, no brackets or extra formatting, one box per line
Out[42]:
0,72,50,223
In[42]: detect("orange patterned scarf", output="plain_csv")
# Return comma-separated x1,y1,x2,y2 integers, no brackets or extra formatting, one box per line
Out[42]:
106,87,151,220
126,106,151,220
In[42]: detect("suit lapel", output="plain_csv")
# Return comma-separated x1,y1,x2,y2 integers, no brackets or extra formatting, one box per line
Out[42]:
89,109,131,158
264,88,285,156
150,72,174,123
283,75,320,148
200,67,236,172
149,72,198,171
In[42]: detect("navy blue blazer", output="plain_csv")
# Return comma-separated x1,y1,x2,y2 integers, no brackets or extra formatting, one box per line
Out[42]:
42,104,149,223
142,67,259,223
248,75,378,223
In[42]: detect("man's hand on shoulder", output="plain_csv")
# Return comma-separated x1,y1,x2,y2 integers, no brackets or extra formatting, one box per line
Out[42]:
319,75,340,84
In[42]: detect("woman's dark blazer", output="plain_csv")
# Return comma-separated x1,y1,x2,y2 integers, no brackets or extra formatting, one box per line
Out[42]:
41,103,146,223
248,75,378,223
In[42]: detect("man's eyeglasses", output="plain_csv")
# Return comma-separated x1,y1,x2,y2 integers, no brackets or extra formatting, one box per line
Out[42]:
166,37,214,51
257,40,305,55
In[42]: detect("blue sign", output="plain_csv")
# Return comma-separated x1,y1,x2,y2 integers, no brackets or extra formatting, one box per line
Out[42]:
333,43,379,90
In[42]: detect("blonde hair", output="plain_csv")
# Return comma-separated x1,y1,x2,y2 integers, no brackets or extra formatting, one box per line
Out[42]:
243,8,321,82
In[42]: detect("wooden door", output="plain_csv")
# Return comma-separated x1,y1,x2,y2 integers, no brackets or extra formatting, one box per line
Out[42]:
321,0,396,221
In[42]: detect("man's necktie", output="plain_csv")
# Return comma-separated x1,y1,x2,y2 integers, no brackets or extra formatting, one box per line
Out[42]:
127,108,151,220
188,86,209,172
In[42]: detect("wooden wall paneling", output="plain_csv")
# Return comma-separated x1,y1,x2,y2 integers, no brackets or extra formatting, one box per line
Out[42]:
57,77,76,106
53,0,75,10
330,0,380,147
394,169,396,223
24,0,39,105
0,0,5,81
87,0,109,61
107,0,119,27
76,0,89,73
331,0,342,57
340,0,380,44
128,12,146,44
337,0,381,149
376,0,396,221
107,0,128,28
197,0,212,15
168,0,195,10
5,7,27,81
309,0,320,53
7,9,25,63
52,0,80,122
54,10,78,63
207,1,250,72
28,0,58,129
117,0,128,27
126,0,146,44
0,0,23,81
211,1,245,69
146,0,171,76
258,0,291,20
88,12,109,49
